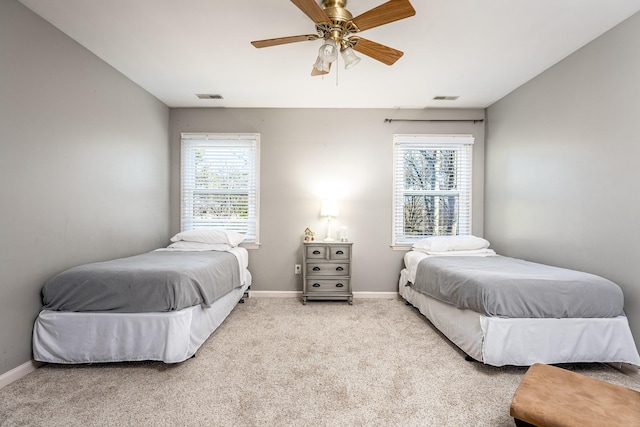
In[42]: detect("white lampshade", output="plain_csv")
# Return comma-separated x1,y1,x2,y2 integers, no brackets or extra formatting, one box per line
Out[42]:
320,199,339,217
341,47,361,69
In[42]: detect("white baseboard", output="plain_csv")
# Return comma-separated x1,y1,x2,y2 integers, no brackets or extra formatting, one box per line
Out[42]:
249,291,398,299
249,290,301,298
354,292,399,299
0,360,42,389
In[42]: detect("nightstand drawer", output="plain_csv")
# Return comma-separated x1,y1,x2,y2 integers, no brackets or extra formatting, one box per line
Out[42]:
305,246,327,259
330,246,350,260
306,262,349,276
305,279,350,293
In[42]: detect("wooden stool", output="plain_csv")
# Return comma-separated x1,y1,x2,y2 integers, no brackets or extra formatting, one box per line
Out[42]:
510,363,640,427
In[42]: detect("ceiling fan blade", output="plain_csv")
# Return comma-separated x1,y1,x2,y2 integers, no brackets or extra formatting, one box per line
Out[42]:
311,67,329,76
311,61,331,76
251,34,319,48
351,0,416,32
290,0,331,24
352,37,404,66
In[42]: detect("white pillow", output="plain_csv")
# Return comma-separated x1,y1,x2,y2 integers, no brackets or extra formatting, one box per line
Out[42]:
170,228,245,247
412,235,490,252
165,241,232,252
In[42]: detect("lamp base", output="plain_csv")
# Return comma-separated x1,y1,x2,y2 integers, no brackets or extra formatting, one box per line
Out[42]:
324,215,336,242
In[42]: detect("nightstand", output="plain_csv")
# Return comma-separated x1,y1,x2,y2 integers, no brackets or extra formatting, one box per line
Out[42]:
302,242,353,305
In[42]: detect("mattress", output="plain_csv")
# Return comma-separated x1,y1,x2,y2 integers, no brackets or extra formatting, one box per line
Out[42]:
411,254,623,318
42,248,246,313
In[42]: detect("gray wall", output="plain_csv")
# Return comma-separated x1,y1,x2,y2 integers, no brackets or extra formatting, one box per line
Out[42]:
170,108,485,294
485,12,640,351
0,0,170,376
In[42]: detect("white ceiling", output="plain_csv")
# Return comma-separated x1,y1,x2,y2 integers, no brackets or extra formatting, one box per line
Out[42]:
19,0,640,109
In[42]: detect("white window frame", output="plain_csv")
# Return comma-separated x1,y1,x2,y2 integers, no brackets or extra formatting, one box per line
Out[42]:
392,134,474,249
180,133,260,248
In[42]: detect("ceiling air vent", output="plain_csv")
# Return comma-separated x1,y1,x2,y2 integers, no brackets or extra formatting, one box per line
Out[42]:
196,94,224,100
433,96,459,101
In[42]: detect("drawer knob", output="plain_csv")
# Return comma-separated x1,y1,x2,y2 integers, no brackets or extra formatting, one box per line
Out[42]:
312,266,321,271
312,250,321,254
312,283,321,287
336,283,344,288
336,250,344,255
336,266,344,271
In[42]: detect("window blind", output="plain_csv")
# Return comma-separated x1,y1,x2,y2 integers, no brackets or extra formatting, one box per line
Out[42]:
392,134,474,246
181,133,259,244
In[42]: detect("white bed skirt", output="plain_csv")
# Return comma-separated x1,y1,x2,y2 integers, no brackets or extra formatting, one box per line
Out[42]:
33,274,251,364
399,269,640,367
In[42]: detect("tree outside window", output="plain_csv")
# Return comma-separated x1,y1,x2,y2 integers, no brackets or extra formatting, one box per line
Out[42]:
393,135,473,246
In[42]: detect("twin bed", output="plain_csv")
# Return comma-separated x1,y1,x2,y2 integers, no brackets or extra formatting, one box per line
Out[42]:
33,231,640,368
33,229,251,364
399,236,640,367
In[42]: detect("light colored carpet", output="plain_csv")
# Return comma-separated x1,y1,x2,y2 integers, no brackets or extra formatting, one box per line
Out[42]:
1,297,639,426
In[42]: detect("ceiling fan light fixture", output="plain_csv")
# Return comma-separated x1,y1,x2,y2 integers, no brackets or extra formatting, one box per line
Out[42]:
318,38,338,63
313,55,331,73
341,47,361,69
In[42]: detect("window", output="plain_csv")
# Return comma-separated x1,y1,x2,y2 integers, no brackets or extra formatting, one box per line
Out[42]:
392,134,474,247
181,133,259,246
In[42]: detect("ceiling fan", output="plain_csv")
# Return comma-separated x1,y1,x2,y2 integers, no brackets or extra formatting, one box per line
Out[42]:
251,0,416,76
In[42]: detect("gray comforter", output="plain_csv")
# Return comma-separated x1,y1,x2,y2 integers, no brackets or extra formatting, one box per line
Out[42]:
42,250,242,313
411,256,624,318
